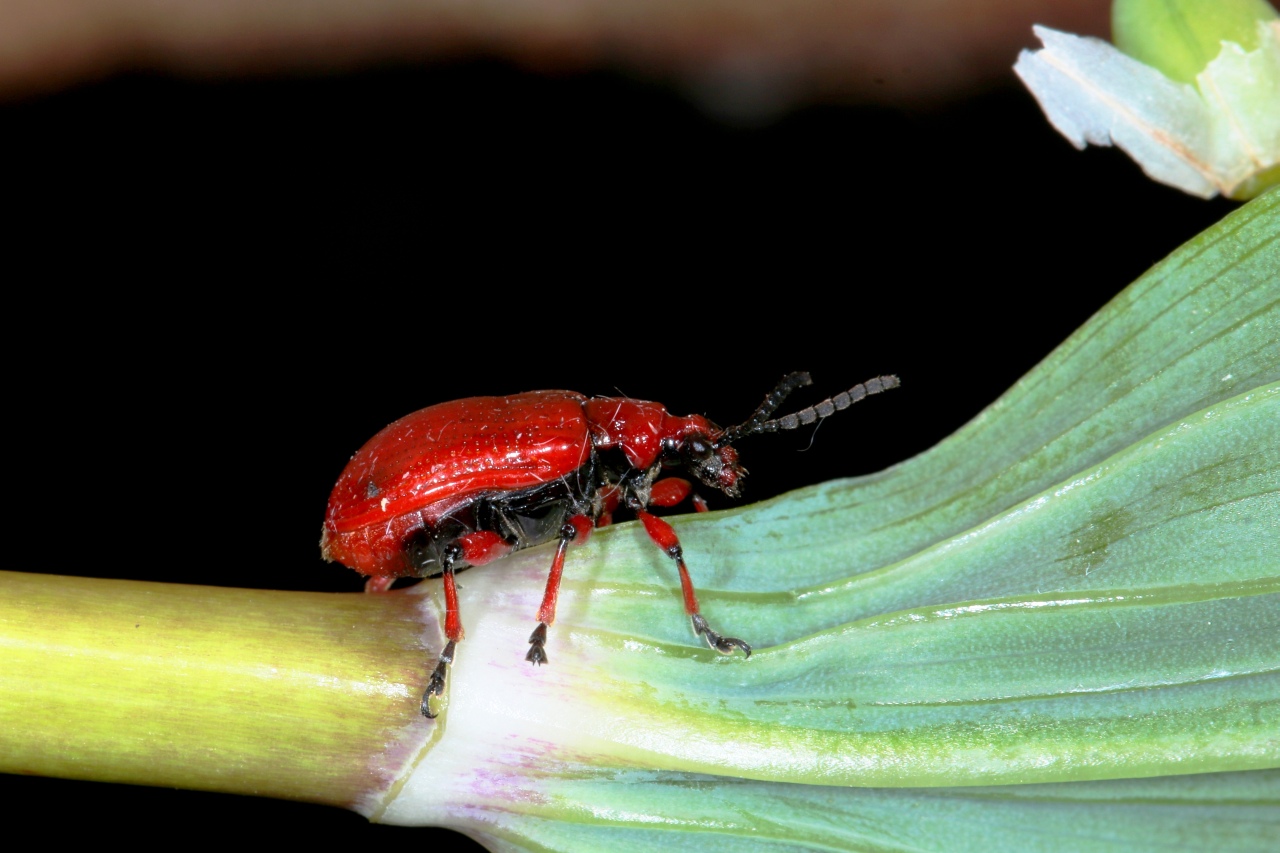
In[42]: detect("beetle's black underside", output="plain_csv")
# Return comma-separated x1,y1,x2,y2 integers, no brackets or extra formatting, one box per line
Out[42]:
403,456,608,578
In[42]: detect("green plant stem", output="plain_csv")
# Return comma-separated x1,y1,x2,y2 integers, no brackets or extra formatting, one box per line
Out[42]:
0,572,437,810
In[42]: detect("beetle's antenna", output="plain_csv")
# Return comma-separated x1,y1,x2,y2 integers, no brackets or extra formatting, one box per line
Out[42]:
717,372,813,446
754,375,900,436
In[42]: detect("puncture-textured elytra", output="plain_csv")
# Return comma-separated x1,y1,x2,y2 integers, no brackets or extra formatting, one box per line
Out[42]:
321,373,899,717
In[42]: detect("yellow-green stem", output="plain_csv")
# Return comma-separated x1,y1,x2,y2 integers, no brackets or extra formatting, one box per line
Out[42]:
0,572,436,810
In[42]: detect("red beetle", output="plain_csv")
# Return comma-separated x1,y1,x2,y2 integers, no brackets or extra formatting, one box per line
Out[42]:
321,372,899,716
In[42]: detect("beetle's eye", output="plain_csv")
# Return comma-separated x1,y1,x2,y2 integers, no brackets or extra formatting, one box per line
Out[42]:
688,437,710,456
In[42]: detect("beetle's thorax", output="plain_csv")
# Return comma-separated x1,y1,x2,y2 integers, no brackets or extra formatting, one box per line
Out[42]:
583,397,715,468
583,396,745,498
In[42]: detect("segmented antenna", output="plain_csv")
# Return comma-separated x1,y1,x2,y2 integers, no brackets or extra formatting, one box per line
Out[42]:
757,375,900,434
717,372,813,446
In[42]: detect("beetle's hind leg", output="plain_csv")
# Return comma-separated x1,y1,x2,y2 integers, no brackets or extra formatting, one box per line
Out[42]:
422,542,463,718
421,531,513,718
423,639,456,716
526,514,594,666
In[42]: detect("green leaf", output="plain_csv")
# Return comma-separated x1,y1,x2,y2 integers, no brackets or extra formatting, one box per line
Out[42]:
380,192,1280,848
472,770,1280,853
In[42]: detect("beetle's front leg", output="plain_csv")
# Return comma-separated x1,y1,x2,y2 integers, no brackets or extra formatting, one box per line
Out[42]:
422,531,512,718
635,508,751,657
649,477,710,513
526,514,594,666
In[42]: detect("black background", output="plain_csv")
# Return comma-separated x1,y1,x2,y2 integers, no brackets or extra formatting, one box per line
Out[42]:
1,53,1233,849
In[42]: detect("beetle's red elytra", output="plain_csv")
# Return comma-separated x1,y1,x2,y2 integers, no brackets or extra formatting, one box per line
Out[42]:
321,373,899,717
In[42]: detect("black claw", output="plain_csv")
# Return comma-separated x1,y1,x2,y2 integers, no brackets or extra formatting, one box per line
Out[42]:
421,674,445,718
526,622,549,666
690,614,752,658
420,640,456,718
714,636,753,658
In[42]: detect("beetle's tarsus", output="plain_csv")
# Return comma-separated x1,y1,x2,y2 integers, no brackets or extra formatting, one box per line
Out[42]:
526,622,549,665
421,677,444,718
421,640,456,718
691,613,752,658
714,636,753,658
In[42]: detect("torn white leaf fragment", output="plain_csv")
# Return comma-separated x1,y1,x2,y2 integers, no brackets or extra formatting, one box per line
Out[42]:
1014,22,1280,199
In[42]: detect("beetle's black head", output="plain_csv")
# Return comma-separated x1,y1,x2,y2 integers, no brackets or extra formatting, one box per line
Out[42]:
682,434,746,498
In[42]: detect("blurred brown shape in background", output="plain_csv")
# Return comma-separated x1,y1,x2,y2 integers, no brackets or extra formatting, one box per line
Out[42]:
2,0,1109,109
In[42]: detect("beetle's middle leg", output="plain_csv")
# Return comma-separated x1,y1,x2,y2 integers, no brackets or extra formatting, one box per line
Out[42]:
421,530,513,718
526,514,594,666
